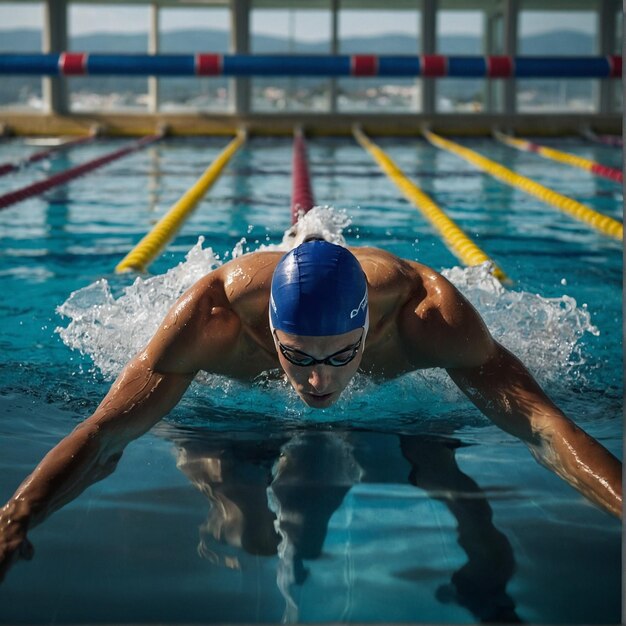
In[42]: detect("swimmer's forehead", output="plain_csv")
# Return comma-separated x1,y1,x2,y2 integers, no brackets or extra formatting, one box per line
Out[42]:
275,328,363,350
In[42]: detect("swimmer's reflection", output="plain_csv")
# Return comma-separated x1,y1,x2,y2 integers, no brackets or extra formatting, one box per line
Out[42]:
164,427,521,623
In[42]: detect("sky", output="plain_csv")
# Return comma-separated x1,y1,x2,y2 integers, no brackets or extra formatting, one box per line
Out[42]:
0,2,599,40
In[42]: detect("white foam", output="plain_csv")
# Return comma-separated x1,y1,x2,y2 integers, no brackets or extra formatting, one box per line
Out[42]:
441,262,598,388
56,237,221,378
264,205,349,251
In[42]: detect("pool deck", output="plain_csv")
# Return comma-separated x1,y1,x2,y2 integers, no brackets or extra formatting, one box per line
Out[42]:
0,111,622,138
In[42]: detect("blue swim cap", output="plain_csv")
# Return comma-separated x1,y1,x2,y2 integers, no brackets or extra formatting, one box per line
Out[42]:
270,241,368,337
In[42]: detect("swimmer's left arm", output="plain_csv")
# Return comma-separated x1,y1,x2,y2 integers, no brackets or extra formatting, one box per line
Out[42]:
446,342,622,518
403,273,621,518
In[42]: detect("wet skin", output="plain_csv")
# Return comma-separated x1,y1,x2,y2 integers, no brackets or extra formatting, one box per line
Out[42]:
0,246,622,582
273,328,365,408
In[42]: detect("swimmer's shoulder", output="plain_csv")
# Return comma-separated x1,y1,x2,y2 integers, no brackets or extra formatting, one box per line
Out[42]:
219,250,283,305
190,250,283,305
155,251,282,374
351,246,480,328
350,246,435,294
185,251,283,336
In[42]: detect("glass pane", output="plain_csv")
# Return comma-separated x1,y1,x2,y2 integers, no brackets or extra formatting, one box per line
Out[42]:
486,12,504,112
436,10,486,113
251,6,332,112
614,8,622,112
0,2,43,110
517,10,598,112
159,8,230,113
68,4,150,112
337,8,421,112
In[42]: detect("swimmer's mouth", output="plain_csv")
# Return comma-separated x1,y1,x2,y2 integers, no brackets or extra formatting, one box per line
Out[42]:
303,391,336,405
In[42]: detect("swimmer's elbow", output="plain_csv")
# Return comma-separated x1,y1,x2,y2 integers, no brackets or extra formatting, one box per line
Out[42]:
526,438,555,469
523,418,579,475
97,450,124,480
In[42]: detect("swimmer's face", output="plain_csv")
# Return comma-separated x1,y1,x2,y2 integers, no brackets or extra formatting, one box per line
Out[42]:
274,328,364,409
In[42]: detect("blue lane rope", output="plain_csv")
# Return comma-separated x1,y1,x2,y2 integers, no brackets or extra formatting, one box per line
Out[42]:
0,53,620,79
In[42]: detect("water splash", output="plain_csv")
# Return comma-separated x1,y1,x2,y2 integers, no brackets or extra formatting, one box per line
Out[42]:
56,207,600,422
56,238,221,378
264,205,350,251
441,262,598,388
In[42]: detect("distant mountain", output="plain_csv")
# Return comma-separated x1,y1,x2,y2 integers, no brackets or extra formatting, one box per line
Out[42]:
0,27,595,56
520,30,594,56
0,28,42,52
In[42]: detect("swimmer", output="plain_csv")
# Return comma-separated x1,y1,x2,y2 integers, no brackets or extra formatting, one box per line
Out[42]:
0,240,622,580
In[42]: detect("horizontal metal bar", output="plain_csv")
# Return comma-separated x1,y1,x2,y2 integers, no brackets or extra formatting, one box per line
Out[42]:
0,53,620,78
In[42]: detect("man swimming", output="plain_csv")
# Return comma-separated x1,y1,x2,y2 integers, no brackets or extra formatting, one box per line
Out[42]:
0,239,622,581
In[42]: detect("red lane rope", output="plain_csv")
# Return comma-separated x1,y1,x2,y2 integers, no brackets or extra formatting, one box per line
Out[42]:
498,133,623,184
0,135,96,179
291,128,315,225
0,162,17,177
0,134,161,211
590,162,623,183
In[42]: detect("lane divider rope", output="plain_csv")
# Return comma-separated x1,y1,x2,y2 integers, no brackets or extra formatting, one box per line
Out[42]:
0,52,621,79
0,134,96,179
582,129,623,148
424,130,623,241
353,126,508,283
115,131,246,274
291,127,315,225
494,131,622,183
0,134,162,212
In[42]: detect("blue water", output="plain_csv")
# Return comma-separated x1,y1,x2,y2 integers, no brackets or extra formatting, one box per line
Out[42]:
0,135,622,624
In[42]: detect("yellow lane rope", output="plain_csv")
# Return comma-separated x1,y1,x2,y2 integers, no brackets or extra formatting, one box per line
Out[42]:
115,131,246,273
424,130,623,241
493,130,622,183
353,126,508,283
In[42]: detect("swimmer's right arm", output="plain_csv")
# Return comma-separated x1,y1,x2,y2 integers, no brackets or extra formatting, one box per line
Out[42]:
0,279,236,581
0,361,195,581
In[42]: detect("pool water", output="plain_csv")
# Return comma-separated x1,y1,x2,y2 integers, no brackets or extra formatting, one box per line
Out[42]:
0,135,622,624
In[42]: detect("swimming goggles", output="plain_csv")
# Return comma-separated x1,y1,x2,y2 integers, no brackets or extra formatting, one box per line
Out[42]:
274,331,363,367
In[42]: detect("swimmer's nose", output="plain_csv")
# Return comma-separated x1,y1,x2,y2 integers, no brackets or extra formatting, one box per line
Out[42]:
308,365,332,392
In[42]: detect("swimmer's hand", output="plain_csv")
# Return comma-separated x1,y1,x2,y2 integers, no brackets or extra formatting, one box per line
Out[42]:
0,502,34,583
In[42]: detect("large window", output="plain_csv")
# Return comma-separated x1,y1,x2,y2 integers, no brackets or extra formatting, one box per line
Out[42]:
158,7,230,113
0,2,43,110
517,9,598,112
338,6,421,112
68,3,150,112
613,7,622,112
251,5,332,112
436,10,485,113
